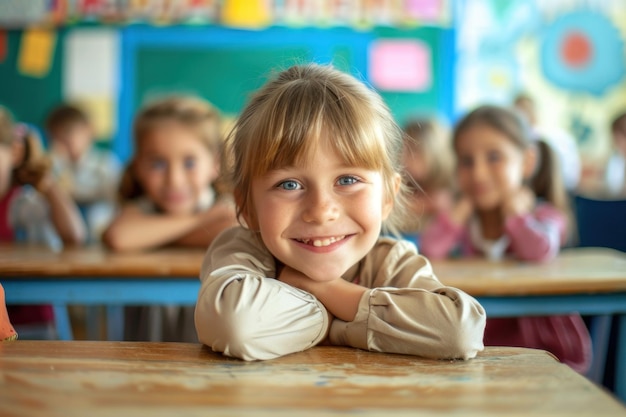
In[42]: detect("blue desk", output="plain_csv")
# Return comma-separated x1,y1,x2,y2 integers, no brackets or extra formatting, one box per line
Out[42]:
2,246,626,402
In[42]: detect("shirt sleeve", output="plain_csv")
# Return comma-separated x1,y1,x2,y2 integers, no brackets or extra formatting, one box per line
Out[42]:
329,239,486,360
194,227,329,361
504,203,567,262
419,212,465,259
8,186,63,250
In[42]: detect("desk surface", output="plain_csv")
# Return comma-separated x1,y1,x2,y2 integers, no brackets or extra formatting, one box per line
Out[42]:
0,244,206,278
1,244,625,296
435,247,626,296
0,342,624,417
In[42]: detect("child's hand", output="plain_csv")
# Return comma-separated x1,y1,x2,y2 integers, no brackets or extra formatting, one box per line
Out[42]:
15,162,52,191
449,196,473,226
278,264,318,292
278,264,365,323
502,186,536,218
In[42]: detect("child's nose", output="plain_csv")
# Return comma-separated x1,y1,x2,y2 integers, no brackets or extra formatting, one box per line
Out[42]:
470,160,489,181
301,189,339,224
166,165,186,187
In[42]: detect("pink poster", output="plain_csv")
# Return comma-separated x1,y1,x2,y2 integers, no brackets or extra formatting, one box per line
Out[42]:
369,40,432,91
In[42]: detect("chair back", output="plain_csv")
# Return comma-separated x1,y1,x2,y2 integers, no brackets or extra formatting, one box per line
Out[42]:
574,194,626,252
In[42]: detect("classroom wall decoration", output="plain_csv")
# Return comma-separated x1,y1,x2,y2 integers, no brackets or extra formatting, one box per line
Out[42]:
455,0,626,165
0,21,452,161
0,0,450,29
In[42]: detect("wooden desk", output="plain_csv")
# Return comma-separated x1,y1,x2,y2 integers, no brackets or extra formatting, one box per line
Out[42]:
2,245,626,401
0,342,624,416
0,245,206,341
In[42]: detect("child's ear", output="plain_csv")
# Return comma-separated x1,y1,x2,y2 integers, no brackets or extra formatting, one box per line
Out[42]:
523,144,539,180
210,153,220,182
382,173,401,220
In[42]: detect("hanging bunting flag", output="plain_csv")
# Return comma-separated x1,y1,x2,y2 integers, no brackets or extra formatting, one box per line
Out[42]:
221,0,271,29
0,31,7,63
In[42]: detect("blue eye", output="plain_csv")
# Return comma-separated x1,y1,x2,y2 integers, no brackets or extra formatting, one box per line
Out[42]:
184,157,196,169
278,180,301,190
337,176,358,186
150,159,167,170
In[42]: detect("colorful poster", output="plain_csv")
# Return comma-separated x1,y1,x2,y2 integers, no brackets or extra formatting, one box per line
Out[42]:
64,28,119,138
369,40,431,91
540,11,624,96
17,29,56,78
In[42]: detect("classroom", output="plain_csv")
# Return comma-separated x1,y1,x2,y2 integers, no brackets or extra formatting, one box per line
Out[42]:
1,0,626,415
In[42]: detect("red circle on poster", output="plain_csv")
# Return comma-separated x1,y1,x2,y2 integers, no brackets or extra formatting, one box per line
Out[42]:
561,31,592,67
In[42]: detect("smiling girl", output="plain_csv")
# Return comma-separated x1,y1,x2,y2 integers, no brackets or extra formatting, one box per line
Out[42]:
420,105,591,373
103,96,237,251
194,64,486,361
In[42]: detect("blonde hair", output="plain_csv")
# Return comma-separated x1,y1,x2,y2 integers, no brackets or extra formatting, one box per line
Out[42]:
403,119,453,190
119,96,223,201
225,63,409,236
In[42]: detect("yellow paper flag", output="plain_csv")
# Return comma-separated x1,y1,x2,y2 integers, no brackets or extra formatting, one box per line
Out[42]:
221,0,271,29
18,29,56,78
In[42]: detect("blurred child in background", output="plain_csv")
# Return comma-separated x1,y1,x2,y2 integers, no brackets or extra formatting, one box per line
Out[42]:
103,96,236,251
103,96,237,341
46,104,121,243
400,119,454,246
604,111,626,197
0,106,86,337
420,105,591,373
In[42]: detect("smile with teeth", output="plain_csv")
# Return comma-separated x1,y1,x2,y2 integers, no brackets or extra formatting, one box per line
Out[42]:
296,235,346,247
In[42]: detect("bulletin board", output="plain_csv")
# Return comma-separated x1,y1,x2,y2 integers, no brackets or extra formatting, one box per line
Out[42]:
0,24,454,161
0,29,63,135
117,25,453,162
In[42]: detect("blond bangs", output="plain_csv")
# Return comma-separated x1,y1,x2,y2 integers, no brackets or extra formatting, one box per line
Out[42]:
240,78,385,178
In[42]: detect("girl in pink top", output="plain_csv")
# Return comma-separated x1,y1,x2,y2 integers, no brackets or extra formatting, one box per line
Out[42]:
420,105,591,373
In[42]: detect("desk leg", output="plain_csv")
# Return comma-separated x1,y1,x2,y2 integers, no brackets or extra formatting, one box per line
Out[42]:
106,306,124,341
616,314,626,403
586,315,612,384
52,305,73,341
86,306,102,340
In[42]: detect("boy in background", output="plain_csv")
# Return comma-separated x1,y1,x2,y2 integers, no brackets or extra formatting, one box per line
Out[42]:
46,104,121,243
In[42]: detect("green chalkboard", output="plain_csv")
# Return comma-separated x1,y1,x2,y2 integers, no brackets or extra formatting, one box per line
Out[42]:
0,25,453,161
0,29,63,135
135,46,313,116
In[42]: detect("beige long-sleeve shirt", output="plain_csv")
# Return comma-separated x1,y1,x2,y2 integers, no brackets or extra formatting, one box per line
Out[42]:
195,227,486,361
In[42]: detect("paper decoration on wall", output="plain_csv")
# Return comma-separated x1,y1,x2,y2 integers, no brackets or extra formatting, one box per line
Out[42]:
0,31,6,63
455,55,519,110
64,29,118,138
221,0,271,28
0,0,450,28
369,40,431,92
0,0,50,27
17,29,56,78
405,0,445,22
541,11,624,96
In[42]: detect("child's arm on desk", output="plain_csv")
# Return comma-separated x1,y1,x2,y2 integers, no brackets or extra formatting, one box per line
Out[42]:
173,201,238,247
39,181,87,245
103,203,231,251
